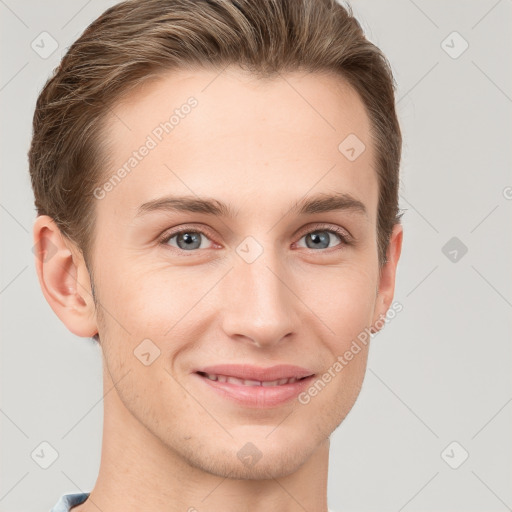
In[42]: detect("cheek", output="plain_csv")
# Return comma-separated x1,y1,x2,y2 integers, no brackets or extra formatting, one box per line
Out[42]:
99,259,201,331
298,263,377,341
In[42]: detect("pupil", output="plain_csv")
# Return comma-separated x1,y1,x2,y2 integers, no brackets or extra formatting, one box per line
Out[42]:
307,231,329,249
179,232,201,250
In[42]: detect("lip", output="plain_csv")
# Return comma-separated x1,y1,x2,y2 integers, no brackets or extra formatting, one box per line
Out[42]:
192,364,316,408
193,372,316,408
193,364,315,381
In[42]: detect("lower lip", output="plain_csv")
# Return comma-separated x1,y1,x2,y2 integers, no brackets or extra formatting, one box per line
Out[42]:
194,372,315,408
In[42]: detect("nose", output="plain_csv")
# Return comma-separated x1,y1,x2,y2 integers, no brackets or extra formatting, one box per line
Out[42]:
219,250,299,349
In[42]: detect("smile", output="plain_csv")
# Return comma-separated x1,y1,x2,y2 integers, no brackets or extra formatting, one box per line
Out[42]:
196,371,308,387
194,371,316,408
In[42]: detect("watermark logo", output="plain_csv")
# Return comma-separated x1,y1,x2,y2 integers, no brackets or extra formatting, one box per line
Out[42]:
441,441,469,469
442,236,468,263
338,133,366,162
32,238,58,263
441,31,469,60
134,338,161,366
237,442,263,468
236,236,264,264
31,31,58,59
31,441,59,469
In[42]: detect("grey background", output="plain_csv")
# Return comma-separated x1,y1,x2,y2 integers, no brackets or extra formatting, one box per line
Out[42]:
1,1,511,511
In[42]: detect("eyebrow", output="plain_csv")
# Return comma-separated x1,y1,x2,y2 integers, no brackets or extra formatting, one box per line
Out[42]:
135,192,367,219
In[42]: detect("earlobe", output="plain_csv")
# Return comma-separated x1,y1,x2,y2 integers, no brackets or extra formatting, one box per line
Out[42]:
32,215,99,338
371,223,403,334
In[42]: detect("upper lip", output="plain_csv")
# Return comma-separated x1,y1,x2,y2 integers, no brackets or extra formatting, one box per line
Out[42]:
194,364,315,382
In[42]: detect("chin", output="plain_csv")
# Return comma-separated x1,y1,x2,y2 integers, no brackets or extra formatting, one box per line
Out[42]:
199,448,311,481
176,426,322,480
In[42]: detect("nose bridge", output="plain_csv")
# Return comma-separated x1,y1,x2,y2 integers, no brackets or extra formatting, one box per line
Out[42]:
220,240,297,346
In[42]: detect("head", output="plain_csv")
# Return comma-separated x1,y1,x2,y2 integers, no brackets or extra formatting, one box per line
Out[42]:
30,0,403,479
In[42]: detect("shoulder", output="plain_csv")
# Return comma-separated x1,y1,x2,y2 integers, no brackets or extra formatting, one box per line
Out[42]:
49,491,90,512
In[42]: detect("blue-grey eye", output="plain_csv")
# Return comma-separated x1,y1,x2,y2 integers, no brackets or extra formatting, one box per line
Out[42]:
167,231,209,250
299,230,343,250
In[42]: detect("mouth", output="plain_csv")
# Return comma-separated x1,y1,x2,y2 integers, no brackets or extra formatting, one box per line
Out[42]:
195,371,313,387
192,366,317,408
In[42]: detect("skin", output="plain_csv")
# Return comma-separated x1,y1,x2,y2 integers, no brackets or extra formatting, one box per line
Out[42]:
33,66,402,512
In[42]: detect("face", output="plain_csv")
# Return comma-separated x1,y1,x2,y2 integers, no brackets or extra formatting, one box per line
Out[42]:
78,67,401,479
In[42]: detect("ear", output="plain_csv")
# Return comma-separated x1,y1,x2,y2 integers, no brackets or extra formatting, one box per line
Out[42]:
370,223,403,333
32,215,98,338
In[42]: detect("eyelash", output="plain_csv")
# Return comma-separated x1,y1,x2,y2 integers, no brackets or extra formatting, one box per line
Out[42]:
157,223,353,254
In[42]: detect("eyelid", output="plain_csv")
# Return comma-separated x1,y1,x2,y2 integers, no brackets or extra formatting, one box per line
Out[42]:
294,222,353,244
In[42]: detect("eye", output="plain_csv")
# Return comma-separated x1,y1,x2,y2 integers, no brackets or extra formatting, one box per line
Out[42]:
159,228,215,251
295,225,351,251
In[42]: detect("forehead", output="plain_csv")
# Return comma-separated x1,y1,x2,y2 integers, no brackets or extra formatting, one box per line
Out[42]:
96,66,377,224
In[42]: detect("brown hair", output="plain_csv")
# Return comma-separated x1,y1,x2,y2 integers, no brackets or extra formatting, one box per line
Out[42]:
29,0,402,279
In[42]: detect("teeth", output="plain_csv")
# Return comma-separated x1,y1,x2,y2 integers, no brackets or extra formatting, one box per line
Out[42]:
203,373,302,386
262,379,281,387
